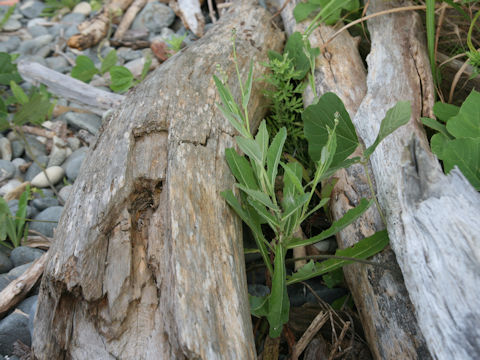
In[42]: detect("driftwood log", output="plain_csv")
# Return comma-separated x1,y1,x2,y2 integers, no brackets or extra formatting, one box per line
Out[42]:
32,1,283,359
351,1,480,359
273,0,430,358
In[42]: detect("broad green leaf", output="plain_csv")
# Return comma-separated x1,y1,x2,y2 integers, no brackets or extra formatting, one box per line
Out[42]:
433,102,459,122
442,138,480,190
13,93,51,126
250,294,269,317
109,66,133,93
225,148,258,190
267,244,289,338
430,133,450,160
10,81,28,105
421,117,452,139
255,120,269,166
242,61,254,109
100,49,117,74
287,230,389,285
303,92,358,166
293,2,320,22
364,101,411,158
0,116,9,132
323,268,344,288
236,184,279,211
287,198,373,248
236,136,263,165
284,32,319,80
71,55,98,83
0,52,22,85
267,127,287,187
267,50,283,62
446,90,480,139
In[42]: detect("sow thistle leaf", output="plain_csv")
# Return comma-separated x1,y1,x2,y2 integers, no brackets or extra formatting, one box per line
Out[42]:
303,92,358,166
255,120,269,166
282,161,304,198
267,244,289,338
109,66,134,93
100,49,117,75
225,148,258,190
71,55,98,83
236,136,263,165
236,184,279,212
294,2,320,22
446,90,480,139
242,61,254,110
287,230,389,285
364,101,411,158
247,197,280,230
267,127,287,187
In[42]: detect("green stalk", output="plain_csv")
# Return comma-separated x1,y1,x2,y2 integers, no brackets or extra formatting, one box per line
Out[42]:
426,0,437,86
362,160,387,228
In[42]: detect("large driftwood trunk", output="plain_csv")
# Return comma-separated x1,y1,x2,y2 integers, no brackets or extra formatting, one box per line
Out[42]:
352,1,480,359
32,2,283,359
273,1,430,358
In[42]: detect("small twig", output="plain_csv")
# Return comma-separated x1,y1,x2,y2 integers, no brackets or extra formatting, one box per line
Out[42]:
269,0,292,20
448,58,471,103
207,0,217,23
21,125,56,139
113,0,147,40
292,311,328,360
328,321,350,360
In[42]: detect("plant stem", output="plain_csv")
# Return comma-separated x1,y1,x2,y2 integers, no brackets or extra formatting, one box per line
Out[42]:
361,160,387,228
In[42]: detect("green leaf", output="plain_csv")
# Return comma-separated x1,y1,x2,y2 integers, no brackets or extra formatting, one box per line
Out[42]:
433,102,459,122
288,198,373,248
282,162,304,198
100,49,117,74
217,103,249,138
236,184,279,211
250,294,269,317
0,52,22,85
141,55,152,81
71,55,98,83
10,81,28,105
442,138,480,190
255,120,269,166
267,127,287,187
430,133,450,160
323,268,344,288
303,92,358,166
242,61,254,110
287,230,389,285
236,136,263,165
284,32,319,80
318,157,361,182
281,193,309,223
446,90,480,139
13,93,52,126
294,2,320,22
0,196,16,246
421,117,452,139
364,101,411,158
15,185,29,246
267,243,289,338
247,197,280,230
109,66,134,93
225,148,258,190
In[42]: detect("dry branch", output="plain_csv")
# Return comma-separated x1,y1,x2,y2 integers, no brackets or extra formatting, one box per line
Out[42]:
169,0,205,37
113,0,147,40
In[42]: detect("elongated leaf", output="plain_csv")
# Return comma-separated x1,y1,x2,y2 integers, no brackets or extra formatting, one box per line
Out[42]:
213,75,238,115
236,184,279,211
318,157,361,181
217,103,249,138
109,66,133,93
247,197,280,230
236,136,263,165
225,148,258,190
287,230,389,285
15,185,29,246
281,162,304,197
250,294,269,317
422,117,452,138
10,81,28,105
267,244,289,338
71,55,98,83
433,102,459,122
267,127,287,187
242,61,254,109
294,2,319,22
301,197,330,222
255,120,269,166
446,90,480,139
303,92,358,166
100,49,118,74
288,198,373,248
281,193,309,223
364,101,411,158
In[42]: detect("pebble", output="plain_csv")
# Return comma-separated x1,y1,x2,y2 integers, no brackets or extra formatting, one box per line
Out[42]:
65,112,102,135
19,0,46,19
28,296,37,340
29,206,63,238
17,295,37,314
0,36,20,53
32,195,59,211
23,136,47,160
0,262,32,292
66,137,80,151
10,247,45,268
27,25,49,38
0,160,16,183
58,184,73,202
60,12,85,27
24,155,48,182
0,252,13,274
0,311,31,355
131,1,176,33
7,199,37,219
17,34,53,57
72,2,91,15
0,138,12,161
63,147,87,182
2,18,22,32
48,137,68,167
10,140,25,159
0,179,22,197
30,166,65,188
45,56,70,74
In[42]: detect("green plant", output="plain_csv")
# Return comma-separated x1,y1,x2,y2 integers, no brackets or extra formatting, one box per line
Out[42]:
214,33,411,337
70,49,152,93
422,89,480,189
0,4,16,31
165,33,187,53
41,0,83,17
0,185,30,249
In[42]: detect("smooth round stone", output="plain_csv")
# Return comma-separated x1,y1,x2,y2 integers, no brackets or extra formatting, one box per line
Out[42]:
16,54,46,67
2,18,22,31
32,196,59,211
17,295,37,314
0,160,16,182
7,200,37,219
48,137,68,167
24,155,48,182
131,1,175,33
10,246,45,268
0,252,13,274
63,148,87,182
29,206,63,238
0,312,31,355
11,140,24,159
66,137,80,151
65,24,80,39
26,17,49,27
31,166,65,188
117,47,142,62
0,36,20,53
58,184,73,201
72,1,91,15
23,136,47,161
19,0,45,19
18,34,53,56
0,137,12,161
60,12,85,27
45,56,69,73
27,25,49,37
0,179,22,197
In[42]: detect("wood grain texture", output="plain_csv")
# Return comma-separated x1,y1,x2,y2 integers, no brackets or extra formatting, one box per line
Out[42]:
32,2,283,359
353,1,480,359
272,1,431,358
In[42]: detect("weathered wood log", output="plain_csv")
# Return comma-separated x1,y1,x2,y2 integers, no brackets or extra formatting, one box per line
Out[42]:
352,1,480,359
169,0,205,38
273,1,431,358
32,1,283,359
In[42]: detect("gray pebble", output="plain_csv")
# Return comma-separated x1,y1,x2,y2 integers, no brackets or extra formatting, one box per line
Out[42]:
29,206,63,238
1,18,22,32
0,179,22,197
66,137,80,151
8,199,38,219
65,112,102,135
63,147,87,182
18,34,53,56
19,0,46,19
10,247,45,268
28,296,38,340
61,12,85,27
0,252,13,274
0,160,16,183
117,47,143,62
32,196,59,211
10,140,24,159
24,155,48,182
45,56,70,74
23,136,47,161
0,36,20,53
0,312,31,355
17,295,37,315
0,262,32,292
27,25,49,37
131,1,175,33
58,184,73,201
15,54,46,66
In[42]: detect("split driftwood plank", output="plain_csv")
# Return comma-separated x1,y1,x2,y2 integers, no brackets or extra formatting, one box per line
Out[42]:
352,1,480,359
17,61,125,115
273,1,431,358
32,1,283,359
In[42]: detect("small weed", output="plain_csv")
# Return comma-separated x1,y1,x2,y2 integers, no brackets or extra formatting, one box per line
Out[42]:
0,185,30,249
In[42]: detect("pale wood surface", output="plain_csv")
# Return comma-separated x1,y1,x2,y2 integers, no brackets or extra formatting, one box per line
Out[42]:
32,1,283,359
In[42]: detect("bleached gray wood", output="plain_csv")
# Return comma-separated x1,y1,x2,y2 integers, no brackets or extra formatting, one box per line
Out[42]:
32,2,283,359
353,1,480,359
17,61,125,115
273,1,430,358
